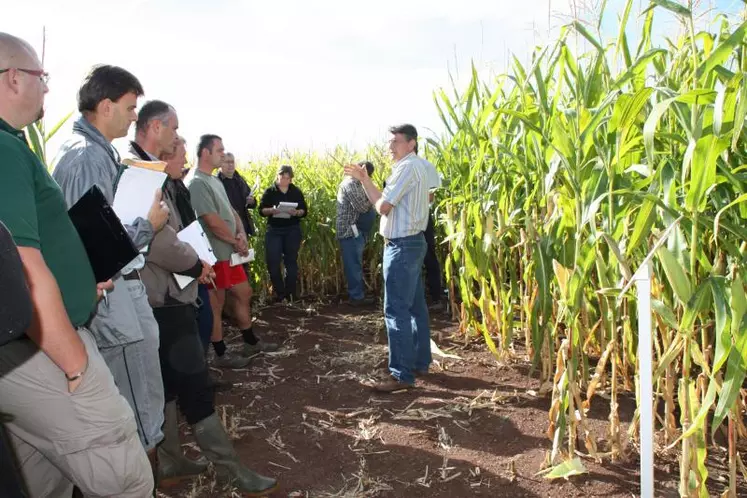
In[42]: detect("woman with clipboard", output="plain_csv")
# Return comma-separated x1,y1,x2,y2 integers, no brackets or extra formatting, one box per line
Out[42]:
259,165,308,303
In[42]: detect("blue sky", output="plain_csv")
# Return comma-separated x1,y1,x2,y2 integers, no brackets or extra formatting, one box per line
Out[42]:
1,0,743,161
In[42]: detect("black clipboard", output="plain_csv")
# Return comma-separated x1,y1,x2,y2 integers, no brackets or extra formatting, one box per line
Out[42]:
68,185,139,282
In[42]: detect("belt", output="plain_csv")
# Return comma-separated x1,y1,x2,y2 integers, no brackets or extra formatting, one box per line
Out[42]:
384,232,424,245
123,271,141,281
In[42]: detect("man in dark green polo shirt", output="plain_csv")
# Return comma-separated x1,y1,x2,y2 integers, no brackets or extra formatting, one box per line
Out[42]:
0,32,152,497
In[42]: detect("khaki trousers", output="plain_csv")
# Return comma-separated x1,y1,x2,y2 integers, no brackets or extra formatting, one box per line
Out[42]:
0,328,153,497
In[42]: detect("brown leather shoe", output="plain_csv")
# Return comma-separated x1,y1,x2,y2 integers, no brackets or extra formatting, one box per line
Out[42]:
372,377,413,393
414,370,429,377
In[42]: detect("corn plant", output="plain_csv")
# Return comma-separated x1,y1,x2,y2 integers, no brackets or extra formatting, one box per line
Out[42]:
427,0,747,495
25,111,73,169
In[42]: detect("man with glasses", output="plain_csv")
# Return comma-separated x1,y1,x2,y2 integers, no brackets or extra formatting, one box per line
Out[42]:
218,152,257,238
0,32,153,497
344,124,432,392
0,67,50,84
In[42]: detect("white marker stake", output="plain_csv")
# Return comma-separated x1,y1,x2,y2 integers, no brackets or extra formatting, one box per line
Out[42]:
635,262,654,498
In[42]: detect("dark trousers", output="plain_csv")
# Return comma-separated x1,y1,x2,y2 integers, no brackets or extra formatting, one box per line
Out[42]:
153,305,215,426
265,224,302,299
0,424,26,498
423,212,443,301
196,284,213,350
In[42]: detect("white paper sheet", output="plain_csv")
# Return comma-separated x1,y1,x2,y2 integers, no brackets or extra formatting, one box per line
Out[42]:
177,221,217,265
230,249,255,266
174,273,195,290
113,167,167,225
172,221,218,290
273,201,298,219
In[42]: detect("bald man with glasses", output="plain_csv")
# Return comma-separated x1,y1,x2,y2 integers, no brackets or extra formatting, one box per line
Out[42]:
0,32,153,497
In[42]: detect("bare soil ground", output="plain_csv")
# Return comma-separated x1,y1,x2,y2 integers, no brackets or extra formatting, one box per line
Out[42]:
158,302,747,498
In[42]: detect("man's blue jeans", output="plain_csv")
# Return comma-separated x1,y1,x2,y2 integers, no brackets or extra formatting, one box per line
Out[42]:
383,233,431,385
339,234,366,300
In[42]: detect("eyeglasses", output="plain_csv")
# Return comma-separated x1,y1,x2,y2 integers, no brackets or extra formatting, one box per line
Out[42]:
0,68,50,85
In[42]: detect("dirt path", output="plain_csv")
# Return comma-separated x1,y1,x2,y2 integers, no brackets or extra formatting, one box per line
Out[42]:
157,302,742,498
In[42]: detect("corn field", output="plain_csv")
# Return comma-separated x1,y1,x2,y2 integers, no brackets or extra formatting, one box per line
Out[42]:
236,1,747,495
24,1,746,494
421,1,747,496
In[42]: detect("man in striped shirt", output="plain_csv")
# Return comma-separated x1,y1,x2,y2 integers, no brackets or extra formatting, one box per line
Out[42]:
344,124,431,392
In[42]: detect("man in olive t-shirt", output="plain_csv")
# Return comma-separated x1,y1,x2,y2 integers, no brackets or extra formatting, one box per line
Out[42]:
188,134,276,370
0,32,152,497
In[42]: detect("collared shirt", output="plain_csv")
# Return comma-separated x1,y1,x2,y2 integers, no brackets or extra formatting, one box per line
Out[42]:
53,116,153,274
379,152,430,239
188,169,237,262
0,118,97,327
335,177,372,239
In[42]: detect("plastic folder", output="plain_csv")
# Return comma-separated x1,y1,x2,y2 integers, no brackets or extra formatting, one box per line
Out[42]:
68,185,138,283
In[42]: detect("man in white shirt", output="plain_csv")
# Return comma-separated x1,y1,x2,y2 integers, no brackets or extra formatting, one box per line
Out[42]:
345,124,431,392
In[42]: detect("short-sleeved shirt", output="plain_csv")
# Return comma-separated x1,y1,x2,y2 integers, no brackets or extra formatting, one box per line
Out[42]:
0,118,96,327
188,168,236,261
379,152,430,239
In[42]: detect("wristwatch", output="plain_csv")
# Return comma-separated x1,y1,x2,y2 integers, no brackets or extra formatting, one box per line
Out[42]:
65,361,88,382
65,370,84,382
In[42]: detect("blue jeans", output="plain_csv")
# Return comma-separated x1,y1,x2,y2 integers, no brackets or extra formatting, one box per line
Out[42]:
383,233,431,384
339,234,366,300
265,225,302,299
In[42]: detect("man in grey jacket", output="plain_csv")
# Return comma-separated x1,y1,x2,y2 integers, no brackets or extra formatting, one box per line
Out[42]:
130,103,277,494
52,65,169,476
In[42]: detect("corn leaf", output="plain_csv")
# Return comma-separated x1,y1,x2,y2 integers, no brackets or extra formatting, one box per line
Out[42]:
656,246,692,304
696,20,747,79
711,277,731,372
542,457,588,480
711,320,747,435
651,0,691,17
685,135,729,213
